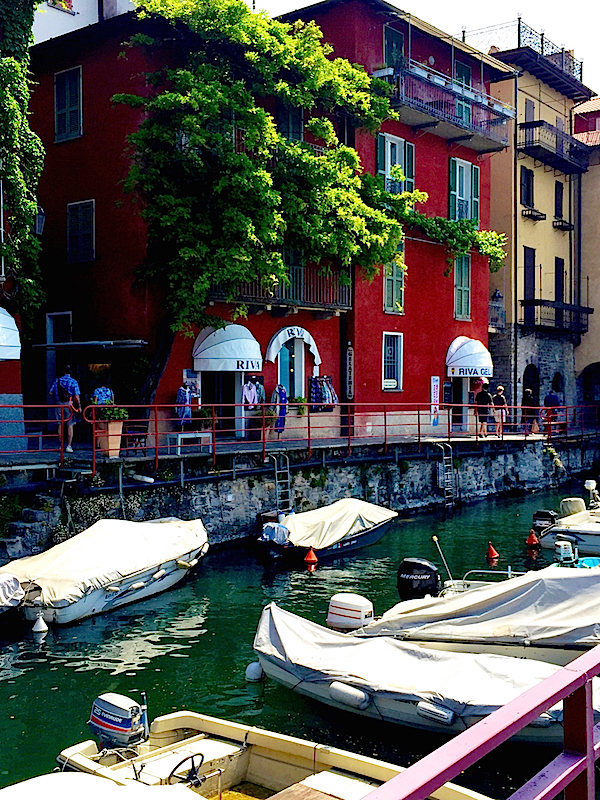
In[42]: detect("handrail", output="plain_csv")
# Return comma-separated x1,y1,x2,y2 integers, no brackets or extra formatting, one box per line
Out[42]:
362,644,600,800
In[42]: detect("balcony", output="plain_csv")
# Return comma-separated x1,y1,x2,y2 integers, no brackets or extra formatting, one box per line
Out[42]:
379,61,515,153
209,264,352,312
518,121,589,174
519,299,593,334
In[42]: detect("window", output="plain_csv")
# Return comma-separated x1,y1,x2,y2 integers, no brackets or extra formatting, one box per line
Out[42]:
278,337,305,398
277,103,303,141
520,166,534,208
55,67,81,142
67,200,95,263
449,158,479,223
554,181,564,219
384,243,405,313
377,133,415,194
384,26,404,72
454,255,471,320
382,332,403,391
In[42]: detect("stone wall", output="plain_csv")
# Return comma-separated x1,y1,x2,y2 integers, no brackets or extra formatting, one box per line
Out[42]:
1,439,598,560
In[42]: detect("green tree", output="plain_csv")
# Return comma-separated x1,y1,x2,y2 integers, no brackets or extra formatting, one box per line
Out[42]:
0,0,45,320
117,0,505,331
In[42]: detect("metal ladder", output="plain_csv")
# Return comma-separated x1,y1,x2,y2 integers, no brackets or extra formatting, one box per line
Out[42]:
270,453,292,512
434,443,455,508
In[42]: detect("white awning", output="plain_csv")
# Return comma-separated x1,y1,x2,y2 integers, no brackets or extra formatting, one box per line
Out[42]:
0,308,20,360
265,325,322,365
445,336,493,378
192,325,263,372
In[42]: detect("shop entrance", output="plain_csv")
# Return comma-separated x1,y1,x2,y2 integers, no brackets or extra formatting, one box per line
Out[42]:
451,378,469,431
201,372,238,437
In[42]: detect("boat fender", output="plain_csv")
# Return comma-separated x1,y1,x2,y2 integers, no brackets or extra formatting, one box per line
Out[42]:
201,542,209,555
152,569,166,580
245,662,265,682
329,681,371,710
129,581,145,591
187,558,199,569
106,586,120,592
177,559,192,569
416,700,455,726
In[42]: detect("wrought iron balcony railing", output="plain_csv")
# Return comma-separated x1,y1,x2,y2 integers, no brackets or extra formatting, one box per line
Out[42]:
518,120,589,174
210,264,352,311
519,298,593,334
377,60,514,152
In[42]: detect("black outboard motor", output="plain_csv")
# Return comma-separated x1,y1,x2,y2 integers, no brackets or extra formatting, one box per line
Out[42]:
397,558,441,601
531,509,559,536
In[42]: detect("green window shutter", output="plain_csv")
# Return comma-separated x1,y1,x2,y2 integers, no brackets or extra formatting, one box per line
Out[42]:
55,68,81,141
449,158,457,220
471,164,480,225
404,141,415,192
385,270,394,310
67,201,94,263
377,134,386,178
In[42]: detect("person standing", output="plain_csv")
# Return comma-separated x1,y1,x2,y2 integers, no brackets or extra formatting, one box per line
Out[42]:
543,389,561,438
474,383,492,437
521,388,537,434
49,365,81,453
492,385,507,437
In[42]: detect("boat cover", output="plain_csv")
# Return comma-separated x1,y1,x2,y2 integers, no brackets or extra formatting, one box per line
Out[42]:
0,573,24,610
254,603,581,720
357,566,600,647
0,518,208,606
282,499,397,549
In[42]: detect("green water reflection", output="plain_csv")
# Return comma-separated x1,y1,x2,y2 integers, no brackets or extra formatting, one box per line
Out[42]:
0,485,574,793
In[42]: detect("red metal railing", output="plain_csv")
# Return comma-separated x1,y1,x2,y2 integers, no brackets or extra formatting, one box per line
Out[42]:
362,644,600,800
0,402,599,472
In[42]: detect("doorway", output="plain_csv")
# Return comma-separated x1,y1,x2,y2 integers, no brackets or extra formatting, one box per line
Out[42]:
201,372,239,437
523,364,540,407
451,378,468,431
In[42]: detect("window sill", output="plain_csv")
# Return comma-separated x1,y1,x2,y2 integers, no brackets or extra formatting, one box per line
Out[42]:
55,133,83,144
384,309,405,315
454,316,472,322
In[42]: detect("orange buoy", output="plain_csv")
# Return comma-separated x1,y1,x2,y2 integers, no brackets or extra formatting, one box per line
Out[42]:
304,548,318,570
487,541,499,559
526,530,540,547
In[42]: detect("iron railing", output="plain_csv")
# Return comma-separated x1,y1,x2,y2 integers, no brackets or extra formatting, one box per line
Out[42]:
209,263,352,310
520,299,593,333
518,120,589,174
384,60,514,148
1,401,600,474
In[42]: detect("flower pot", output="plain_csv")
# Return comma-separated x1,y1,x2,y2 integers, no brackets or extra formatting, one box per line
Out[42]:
96,420,124,458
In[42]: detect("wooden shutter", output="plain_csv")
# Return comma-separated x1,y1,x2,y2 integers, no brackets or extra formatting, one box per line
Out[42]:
67,201,94,263
55,68,81,141
449,158,457,219
471,164,480,224
555,181,564,219
520,165,529,207
404,141,415,193
377,134,386,178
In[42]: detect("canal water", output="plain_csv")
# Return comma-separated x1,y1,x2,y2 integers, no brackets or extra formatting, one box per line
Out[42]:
0,484,581,793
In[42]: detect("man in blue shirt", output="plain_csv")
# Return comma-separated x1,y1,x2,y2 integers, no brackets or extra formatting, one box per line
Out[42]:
49,366,82,453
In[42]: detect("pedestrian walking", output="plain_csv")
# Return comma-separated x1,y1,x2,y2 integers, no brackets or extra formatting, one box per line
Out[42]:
492,385,507,437
521,388,538,434
49,365,81,453
475,384,492,437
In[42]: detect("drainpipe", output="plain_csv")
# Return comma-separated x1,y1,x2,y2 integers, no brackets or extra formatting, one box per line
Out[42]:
512,70,519,407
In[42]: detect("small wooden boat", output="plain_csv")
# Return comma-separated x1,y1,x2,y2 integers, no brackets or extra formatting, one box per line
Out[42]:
258,499,397,561
0,517,208,626
52,692,490,800
253,602,600,744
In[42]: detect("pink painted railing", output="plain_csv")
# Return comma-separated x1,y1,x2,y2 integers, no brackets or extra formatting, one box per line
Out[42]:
363,644,600,800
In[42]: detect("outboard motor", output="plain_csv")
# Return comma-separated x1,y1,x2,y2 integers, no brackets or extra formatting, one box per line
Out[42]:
397,558,441,601
88,692,149,748
531,509,559,536
554,537,578,565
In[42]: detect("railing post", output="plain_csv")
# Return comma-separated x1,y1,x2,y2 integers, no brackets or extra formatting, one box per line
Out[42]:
153,406,159,472
563,681,595,800
417,404,421,451
261,403,266,462
347,405,352,457
307,404,311,459
383,405,387,453
211,405,217,467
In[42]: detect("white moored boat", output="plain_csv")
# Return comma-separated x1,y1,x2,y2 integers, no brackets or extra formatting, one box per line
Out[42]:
0,517,208,626
49,691,491,800
253,602,600,744
537,481,600,556
0,573,24,613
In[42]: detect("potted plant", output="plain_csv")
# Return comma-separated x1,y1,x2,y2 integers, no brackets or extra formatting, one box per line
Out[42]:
290,397,307,416
95,406,129,458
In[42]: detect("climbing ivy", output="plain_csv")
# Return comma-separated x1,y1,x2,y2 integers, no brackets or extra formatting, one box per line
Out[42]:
0,0,46,320
117,0,506,330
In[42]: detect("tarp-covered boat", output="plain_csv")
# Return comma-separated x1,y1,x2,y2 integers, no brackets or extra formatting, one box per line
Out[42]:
258,498,397,559
254,602,600,744
0,573,24,613
356,566,600,664
0,517,209,625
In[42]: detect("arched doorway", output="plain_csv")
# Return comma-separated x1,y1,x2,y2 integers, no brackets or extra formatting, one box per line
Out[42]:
552,372,565,397
523,364,540,407
265,326,322,400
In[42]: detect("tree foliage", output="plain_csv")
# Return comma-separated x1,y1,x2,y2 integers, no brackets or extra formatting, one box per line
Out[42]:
0,0,45,319
118,0,506,330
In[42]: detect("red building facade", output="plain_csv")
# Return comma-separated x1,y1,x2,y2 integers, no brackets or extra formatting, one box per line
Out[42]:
28,0,513,440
